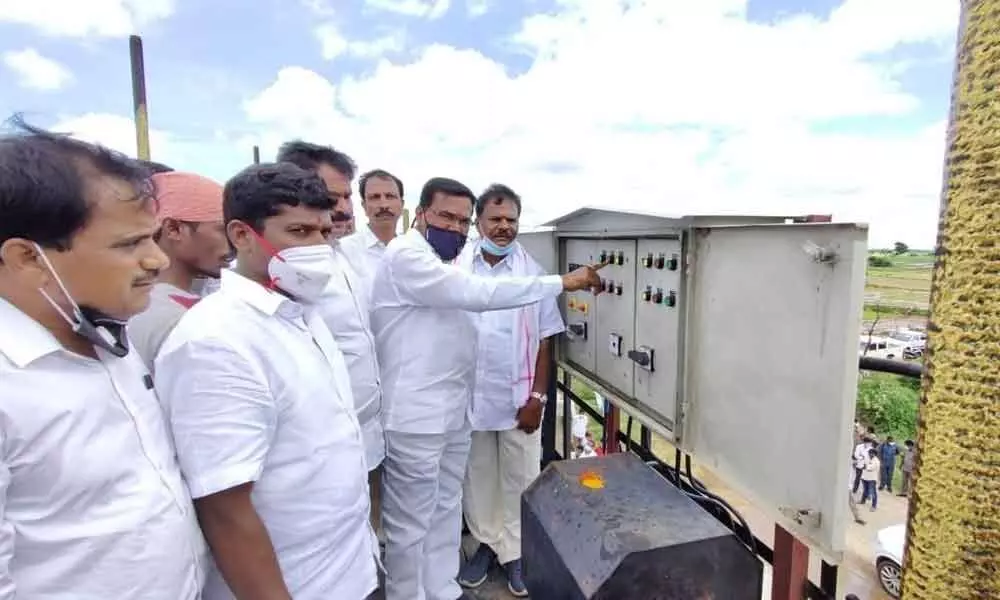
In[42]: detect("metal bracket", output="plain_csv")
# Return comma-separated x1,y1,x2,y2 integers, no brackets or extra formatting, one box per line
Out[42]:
779,507,822,529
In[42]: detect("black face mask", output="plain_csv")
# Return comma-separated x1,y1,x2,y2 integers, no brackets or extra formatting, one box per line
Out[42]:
34,243,132,358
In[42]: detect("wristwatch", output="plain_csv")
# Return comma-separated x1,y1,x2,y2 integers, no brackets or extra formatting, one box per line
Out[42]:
530,392,547,404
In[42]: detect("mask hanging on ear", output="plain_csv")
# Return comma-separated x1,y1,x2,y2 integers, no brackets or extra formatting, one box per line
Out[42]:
33,243,130,357
479,237,515,257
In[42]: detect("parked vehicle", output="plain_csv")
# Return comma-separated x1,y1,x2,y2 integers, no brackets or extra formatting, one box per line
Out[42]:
859,336,907,360
888,329,926,358
874,524,905,598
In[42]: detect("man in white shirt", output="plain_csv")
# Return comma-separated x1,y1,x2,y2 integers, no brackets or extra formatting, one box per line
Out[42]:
277,140,356,239
0,121,206,598
129,170,230,371
340,168,405,295
277,141,389,537
155,162,378,600
371,177,604,600
455,184,565,597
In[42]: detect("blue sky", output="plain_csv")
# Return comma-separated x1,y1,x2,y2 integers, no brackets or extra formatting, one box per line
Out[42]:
0,0,959,247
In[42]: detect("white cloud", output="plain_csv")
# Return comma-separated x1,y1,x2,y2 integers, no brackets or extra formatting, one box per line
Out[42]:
1,48,73,91
50,113,171,158
314,22,406,61
364,0,450,19
466,0,488,17
50,0,957,248
0,0,175,38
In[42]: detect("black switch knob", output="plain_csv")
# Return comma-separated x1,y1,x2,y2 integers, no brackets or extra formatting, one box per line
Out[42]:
627,349,650,367
641,286,651,302
642,252,653,268
614,283,623,296
652,288,663,304
665,290,677,307
667,254,679,271
615,251,625,265
568,323,587,339
599,250,608,264
654,253,665,269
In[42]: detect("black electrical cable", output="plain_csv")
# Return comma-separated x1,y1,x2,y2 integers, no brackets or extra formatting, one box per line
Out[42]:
685,454,757,555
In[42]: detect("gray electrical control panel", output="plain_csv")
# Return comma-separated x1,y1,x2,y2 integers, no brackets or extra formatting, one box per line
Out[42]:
518,207,869,559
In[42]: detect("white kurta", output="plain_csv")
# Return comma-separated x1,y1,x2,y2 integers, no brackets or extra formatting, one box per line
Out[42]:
155,270,378,600
370,228,565,600
459,241,565,564
0,298,206,600
316,242,386,470
340,225,388,299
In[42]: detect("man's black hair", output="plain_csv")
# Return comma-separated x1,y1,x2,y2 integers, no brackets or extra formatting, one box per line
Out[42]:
0,115,154,252
475,183,521,218
276,140,356,180
418,177,475,211
359,169,404,200
139,159,174,174
223,162,333,233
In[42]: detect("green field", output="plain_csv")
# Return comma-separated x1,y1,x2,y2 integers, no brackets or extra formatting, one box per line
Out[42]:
864,251,933,316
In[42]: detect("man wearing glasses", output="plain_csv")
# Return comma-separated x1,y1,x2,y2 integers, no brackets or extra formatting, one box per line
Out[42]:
370,177,605,600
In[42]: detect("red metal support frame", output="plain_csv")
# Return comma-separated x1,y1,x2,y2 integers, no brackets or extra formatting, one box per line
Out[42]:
771,524,810,600
604,402,621,454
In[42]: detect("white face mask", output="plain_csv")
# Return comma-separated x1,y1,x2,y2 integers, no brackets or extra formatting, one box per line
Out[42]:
267,244,335,303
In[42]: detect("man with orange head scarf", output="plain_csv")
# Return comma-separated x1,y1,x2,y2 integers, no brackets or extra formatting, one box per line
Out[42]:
130,170,229,371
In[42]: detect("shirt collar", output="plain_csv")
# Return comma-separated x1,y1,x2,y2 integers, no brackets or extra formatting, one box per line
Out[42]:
363,226,386,249
473,244,514,271
0,297,64,368
220,269,301,318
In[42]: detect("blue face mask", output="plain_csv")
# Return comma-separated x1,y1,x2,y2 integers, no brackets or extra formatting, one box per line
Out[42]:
425,225,467,261
480,237,515,257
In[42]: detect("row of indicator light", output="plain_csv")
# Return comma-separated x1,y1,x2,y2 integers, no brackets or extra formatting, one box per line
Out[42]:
600,280,623,295
641,253,680,270
567,298,590,313
598,250,626,265
642,286,677,307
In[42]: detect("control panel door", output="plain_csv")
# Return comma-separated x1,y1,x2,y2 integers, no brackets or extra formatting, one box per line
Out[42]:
632,237,684,439
561,239,598,374
594,240,637,397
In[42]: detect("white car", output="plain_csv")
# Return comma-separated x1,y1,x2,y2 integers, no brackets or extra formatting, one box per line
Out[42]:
859,336,907,360
888,329,926,358
874,524,905,598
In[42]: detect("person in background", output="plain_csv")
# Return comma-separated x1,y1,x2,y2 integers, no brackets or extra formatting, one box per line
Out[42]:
456,185,565,597
852,436,873,494
154,162,378,600
859,448,880,511
129,171,229,371
277,140,356,239
899,439,917,496
0,121,206,598
340,168,404,295
334,202,356,238
371,177,605,600
277,141,388,542
847,465,865,525
878,435,899,492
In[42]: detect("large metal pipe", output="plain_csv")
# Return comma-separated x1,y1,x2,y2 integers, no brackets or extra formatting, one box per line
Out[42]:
902,1,1000,598
129,35,151,161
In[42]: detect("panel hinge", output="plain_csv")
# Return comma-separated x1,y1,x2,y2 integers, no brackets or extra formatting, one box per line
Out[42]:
779,506,822,529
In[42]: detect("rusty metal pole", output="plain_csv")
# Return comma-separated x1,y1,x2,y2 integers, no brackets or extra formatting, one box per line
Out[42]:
902,1,1000,598
128,35,151,161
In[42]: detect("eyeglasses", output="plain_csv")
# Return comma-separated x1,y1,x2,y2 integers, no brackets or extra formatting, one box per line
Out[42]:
429,209,472,228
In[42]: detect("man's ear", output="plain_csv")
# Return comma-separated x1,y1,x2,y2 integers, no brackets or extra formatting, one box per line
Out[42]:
226,220,252,253
0,238,47,272
158,217,184,241
0,238,50,279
